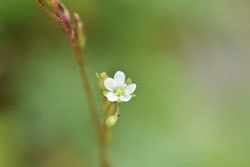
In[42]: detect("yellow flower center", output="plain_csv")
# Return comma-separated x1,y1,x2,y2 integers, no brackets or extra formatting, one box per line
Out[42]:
114,88,123,96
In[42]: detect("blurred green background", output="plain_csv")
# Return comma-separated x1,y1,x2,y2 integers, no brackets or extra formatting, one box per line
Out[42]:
1,0,250,167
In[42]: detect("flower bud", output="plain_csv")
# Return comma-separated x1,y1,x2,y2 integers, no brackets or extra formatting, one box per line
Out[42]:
96,72,108,91
105,114,119,127
58,3,72,31
46,0,57,9
126,78,132,85
74,13,86,49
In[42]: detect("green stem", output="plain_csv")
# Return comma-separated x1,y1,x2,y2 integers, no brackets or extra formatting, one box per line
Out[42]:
73,48,102,139
37,1,111,167
100,102,118,167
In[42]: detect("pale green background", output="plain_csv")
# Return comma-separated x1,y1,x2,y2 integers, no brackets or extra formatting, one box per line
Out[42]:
0,0,250,167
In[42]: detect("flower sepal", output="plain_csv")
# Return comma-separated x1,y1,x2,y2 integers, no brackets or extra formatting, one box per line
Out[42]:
125,78,132,85
103,91,109,96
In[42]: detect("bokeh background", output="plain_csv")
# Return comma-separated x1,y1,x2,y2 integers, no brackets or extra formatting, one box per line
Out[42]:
1,0,250,167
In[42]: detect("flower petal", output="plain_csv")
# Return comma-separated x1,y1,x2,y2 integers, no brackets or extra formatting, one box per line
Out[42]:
106,92,119,102
123,84,136,95
104,78,117,91
114,71,125,87
119,95,132,102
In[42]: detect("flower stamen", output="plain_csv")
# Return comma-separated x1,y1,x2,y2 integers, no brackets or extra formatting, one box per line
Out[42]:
103,71,136,102
114,88,123,96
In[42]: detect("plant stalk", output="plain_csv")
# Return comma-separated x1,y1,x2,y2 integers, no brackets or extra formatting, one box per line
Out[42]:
37,1,111,166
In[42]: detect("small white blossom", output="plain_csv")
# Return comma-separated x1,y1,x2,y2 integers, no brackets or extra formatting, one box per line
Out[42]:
104,71,136,102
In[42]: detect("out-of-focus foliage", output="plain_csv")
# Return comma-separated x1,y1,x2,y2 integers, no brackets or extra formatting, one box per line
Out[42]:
1,0,250,167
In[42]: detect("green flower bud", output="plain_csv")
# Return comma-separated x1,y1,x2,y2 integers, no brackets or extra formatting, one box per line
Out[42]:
126,78,132,85
105,113,119,127
74,13,86,49
46,0,57,9
96,72,108,91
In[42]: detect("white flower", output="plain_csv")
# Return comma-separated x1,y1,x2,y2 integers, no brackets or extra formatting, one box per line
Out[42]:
104,71,136,102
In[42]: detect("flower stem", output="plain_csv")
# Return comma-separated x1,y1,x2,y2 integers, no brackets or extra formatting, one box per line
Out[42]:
65,29,111,167
37,1,111,166
99,102,118,167
73,48,102,139
70,36,111,167
72,41,111,167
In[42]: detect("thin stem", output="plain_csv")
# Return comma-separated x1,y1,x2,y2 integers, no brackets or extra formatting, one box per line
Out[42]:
73,48,102,138
37,1,112,166
65,23,109,167
73,42,110,167
100,102,118,167
100,132,110,167
37,0,62,23
71,36,109,167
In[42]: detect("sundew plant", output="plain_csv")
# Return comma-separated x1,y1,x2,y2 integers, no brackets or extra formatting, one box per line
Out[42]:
37,0,137,167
